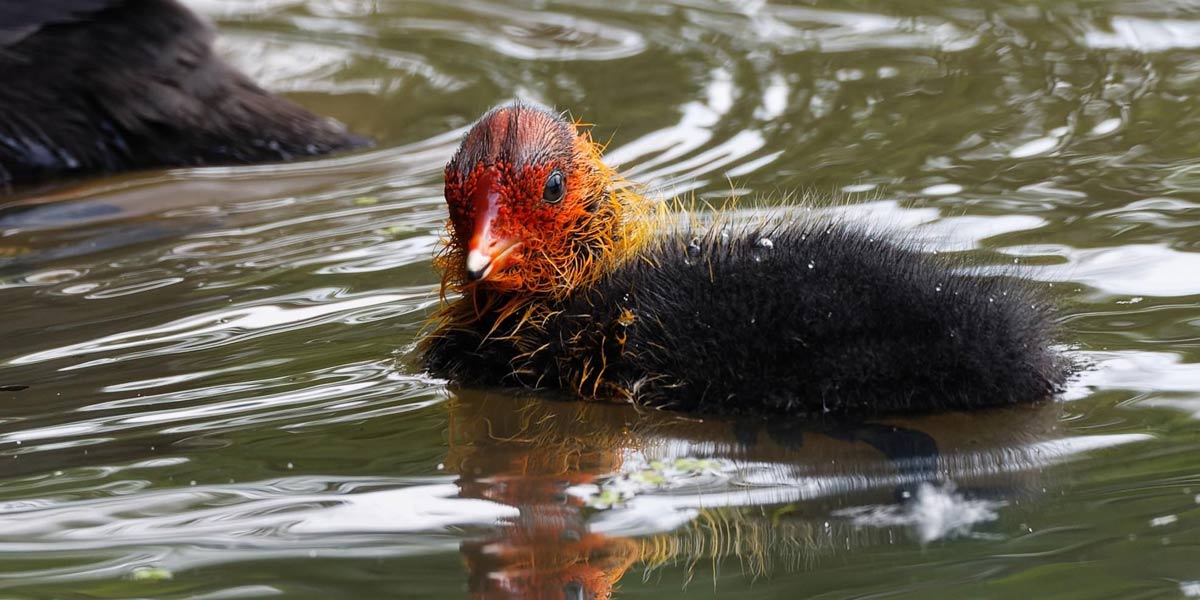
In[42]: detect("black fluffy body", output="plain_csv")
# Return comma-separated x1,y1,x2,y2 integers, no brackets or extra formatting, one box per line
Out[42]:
0,0,366,186
424,220,1071,417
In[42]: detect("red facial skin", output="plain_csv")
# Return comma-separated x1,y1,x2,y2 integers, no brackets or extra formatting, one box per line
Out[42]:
440,104,615,298
446,160,567,286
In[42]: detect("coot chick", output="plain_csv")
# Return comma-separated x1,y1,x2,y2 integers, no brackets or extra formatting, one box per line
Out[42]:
0,0,366,187
420,103,1071,417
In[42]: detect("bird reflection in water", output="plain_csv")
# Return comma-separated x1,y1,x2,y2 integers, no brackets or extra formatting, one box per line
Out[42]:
443,390,1061,599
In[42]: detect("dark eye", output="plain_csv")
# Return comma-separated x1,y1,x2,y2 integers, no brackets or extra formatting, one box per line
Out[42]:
542,170,565,204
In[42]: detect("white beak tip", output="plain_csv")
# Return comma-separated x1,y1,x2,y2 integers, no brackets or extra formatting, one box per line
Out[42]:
465,249,493,281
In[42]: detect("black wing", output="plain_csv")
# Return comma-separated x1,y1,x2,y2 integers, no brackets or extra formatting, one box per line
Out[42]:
0,0,125,46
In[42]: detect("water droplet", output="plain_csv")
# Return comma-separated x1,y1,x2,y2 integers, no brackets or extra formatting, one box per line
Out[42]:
935,284,942,292
756,237,774,249
687,238,701,258
808,262,815,269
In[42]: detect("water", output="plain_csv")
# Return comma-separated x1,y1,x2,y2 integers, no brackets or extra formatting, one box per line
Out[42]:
2,0,1200,597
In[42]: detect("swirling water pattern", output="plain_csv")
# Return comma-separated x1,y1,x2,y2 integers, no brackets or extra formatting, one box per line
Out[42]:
2,1,1200,598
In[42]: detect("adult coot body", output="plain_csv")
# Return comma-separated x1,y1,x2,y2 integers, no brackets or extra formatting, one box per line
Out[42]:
0,0,365,186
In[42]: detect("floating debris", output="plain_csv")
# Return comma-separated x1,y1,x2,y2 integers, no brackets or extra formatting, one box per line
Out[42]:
128,566,174,582
580,457,732,509
1150,515,1178,527
378,225,418,236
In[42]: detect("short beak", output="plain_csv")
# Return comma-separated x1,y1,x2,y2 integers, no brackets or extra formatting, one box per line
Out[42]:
465,169,521,281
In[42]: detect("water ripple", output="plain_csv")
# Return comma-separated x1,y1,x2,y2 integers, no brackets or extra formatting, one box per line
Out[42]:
9,290,430,368
2,0,1200,596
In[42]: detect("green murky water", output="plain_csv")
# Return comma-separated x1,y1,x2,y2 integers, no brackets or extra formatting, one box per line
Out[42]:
3,1,1200,597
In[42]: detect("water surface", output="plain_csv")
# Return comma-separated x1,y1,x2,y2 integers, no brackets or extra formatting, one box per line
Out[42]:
2,1,1200,598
